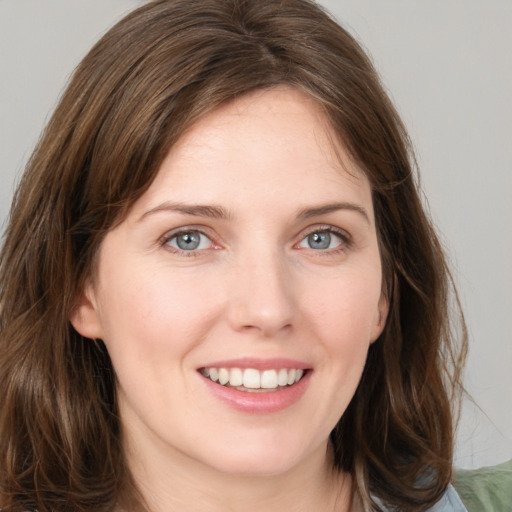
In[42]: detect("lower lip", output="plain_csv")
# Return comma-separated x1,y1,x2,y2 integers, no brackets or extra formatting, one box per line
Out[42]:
199,371,312,414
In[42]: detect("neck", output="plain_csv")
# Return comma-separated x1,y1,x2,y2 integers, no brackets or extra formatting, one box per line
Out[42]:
123,431,354,512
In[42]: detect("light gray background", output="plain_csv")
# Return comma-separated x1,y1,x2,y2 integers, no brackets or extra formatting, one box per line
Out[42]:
1,0,510,469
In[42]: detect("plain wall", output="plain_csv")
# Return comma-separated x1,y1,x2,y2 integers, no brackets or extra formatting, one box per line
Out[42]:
1,0,511,469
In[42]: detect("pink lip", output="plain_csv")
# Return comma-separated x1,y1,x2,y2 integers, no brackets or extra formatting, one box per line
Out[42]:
198,366,312,414
199,357,311,371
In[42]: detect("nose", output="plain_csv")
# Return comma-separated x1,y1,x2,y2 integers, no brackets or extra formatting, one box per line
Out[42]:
226,248,296,338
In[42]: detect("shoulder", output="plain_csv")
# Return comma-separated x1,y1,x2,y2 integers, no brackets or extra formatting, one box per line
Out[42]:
425,484,468,512
371,484,468,512
371,459,512,511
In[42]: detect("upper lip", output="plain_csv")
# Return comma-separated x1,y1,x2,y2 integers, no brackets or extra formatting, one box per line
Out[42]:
198,357,311,371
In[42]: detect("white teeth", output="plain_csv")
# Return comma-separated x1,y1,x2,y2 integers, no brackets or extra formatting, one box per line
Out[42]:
278,368,289,386
261,370,277,389
243,369,261,389
218,368,229,385
229,367,243,387
201,367,306,390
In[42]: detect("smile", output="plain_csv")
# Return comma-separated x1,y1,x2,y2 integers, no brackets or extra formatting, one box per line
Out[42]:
200,367,305,391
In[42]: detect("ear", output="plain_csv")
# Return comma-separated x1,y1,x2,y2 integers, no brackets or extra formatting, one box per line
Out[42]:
69,283,104,339
370,292,389,343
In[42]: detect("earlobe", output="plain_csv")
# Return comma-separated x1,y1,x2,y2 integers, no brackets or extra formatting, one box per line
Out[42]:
370,293,389,343
69,284,104,340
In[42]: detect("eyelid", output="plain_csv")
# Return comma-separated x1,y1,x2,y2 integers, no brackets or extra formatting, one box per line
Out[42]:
295,224,353,251
159,226,221,256
158,223,353,256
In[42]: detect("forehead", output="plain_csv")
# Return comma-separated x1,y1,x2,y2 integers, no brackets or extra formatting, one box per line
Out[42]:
131,87,372,219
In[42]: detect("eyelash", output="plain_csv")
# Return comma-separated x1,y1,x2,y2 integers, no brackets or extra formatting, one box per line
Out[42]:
159,225,353,257
159,227,217,258
296,225,353,255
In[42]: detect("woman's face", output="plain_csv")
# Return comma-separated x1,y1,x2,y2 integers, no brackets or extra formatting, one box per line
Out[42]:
72,87,387,477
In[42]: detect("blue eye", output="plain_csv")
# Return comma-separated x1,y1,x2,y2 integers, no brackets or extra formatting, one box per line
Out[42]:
299,229,344,250
166,230,212,251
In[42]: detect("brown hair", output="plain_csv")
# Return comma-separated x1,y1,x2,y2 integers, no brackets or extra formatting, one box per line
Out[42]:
0,1,467,510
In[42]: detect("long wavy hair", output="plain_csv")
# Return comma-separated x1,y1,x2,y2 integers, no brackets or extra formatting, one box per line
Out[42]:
0,1,467,510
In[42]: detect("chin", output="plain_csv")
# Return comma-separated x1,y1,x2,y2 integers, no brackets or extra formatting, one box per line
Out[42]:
197,435,318,478
211,455,301,478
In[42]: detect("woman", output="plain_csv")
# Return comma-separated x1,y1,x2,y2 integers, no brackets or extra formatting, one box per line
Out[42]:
0,0,468,510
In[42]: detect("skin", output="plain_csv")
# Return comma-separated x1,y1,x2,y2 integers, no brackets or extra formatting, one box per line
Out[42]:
72,87,387,512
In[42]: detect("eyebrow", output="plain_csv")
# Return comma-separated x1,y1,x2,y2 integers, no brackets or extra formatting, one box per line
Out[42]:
297,202,370,224
138,202,232,222
139,200,370,224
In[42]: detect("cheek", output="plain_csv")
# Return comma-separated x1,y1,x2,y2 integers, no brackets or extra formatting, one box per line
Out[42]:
304,269,382,385
97,264,223,363
306,269,382,340
291,272,381,438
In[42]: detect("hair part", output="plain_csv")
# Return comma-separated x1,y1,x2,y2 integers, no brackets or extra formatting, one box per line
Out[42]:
0,1,467,510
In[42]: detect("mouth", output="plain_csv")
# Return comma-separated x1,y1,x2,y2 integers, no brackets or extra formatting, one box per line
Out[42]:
199,367,307,392
197,360,312,413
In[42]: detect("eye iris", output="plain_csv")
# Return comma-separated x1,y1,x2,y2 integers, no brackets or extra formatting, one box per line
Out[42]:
176,231,200,250
308,231,331,250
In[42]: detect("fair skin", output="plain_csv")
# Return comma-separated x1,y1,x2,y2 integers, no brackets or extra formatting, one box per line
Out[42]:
71,87,387,512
